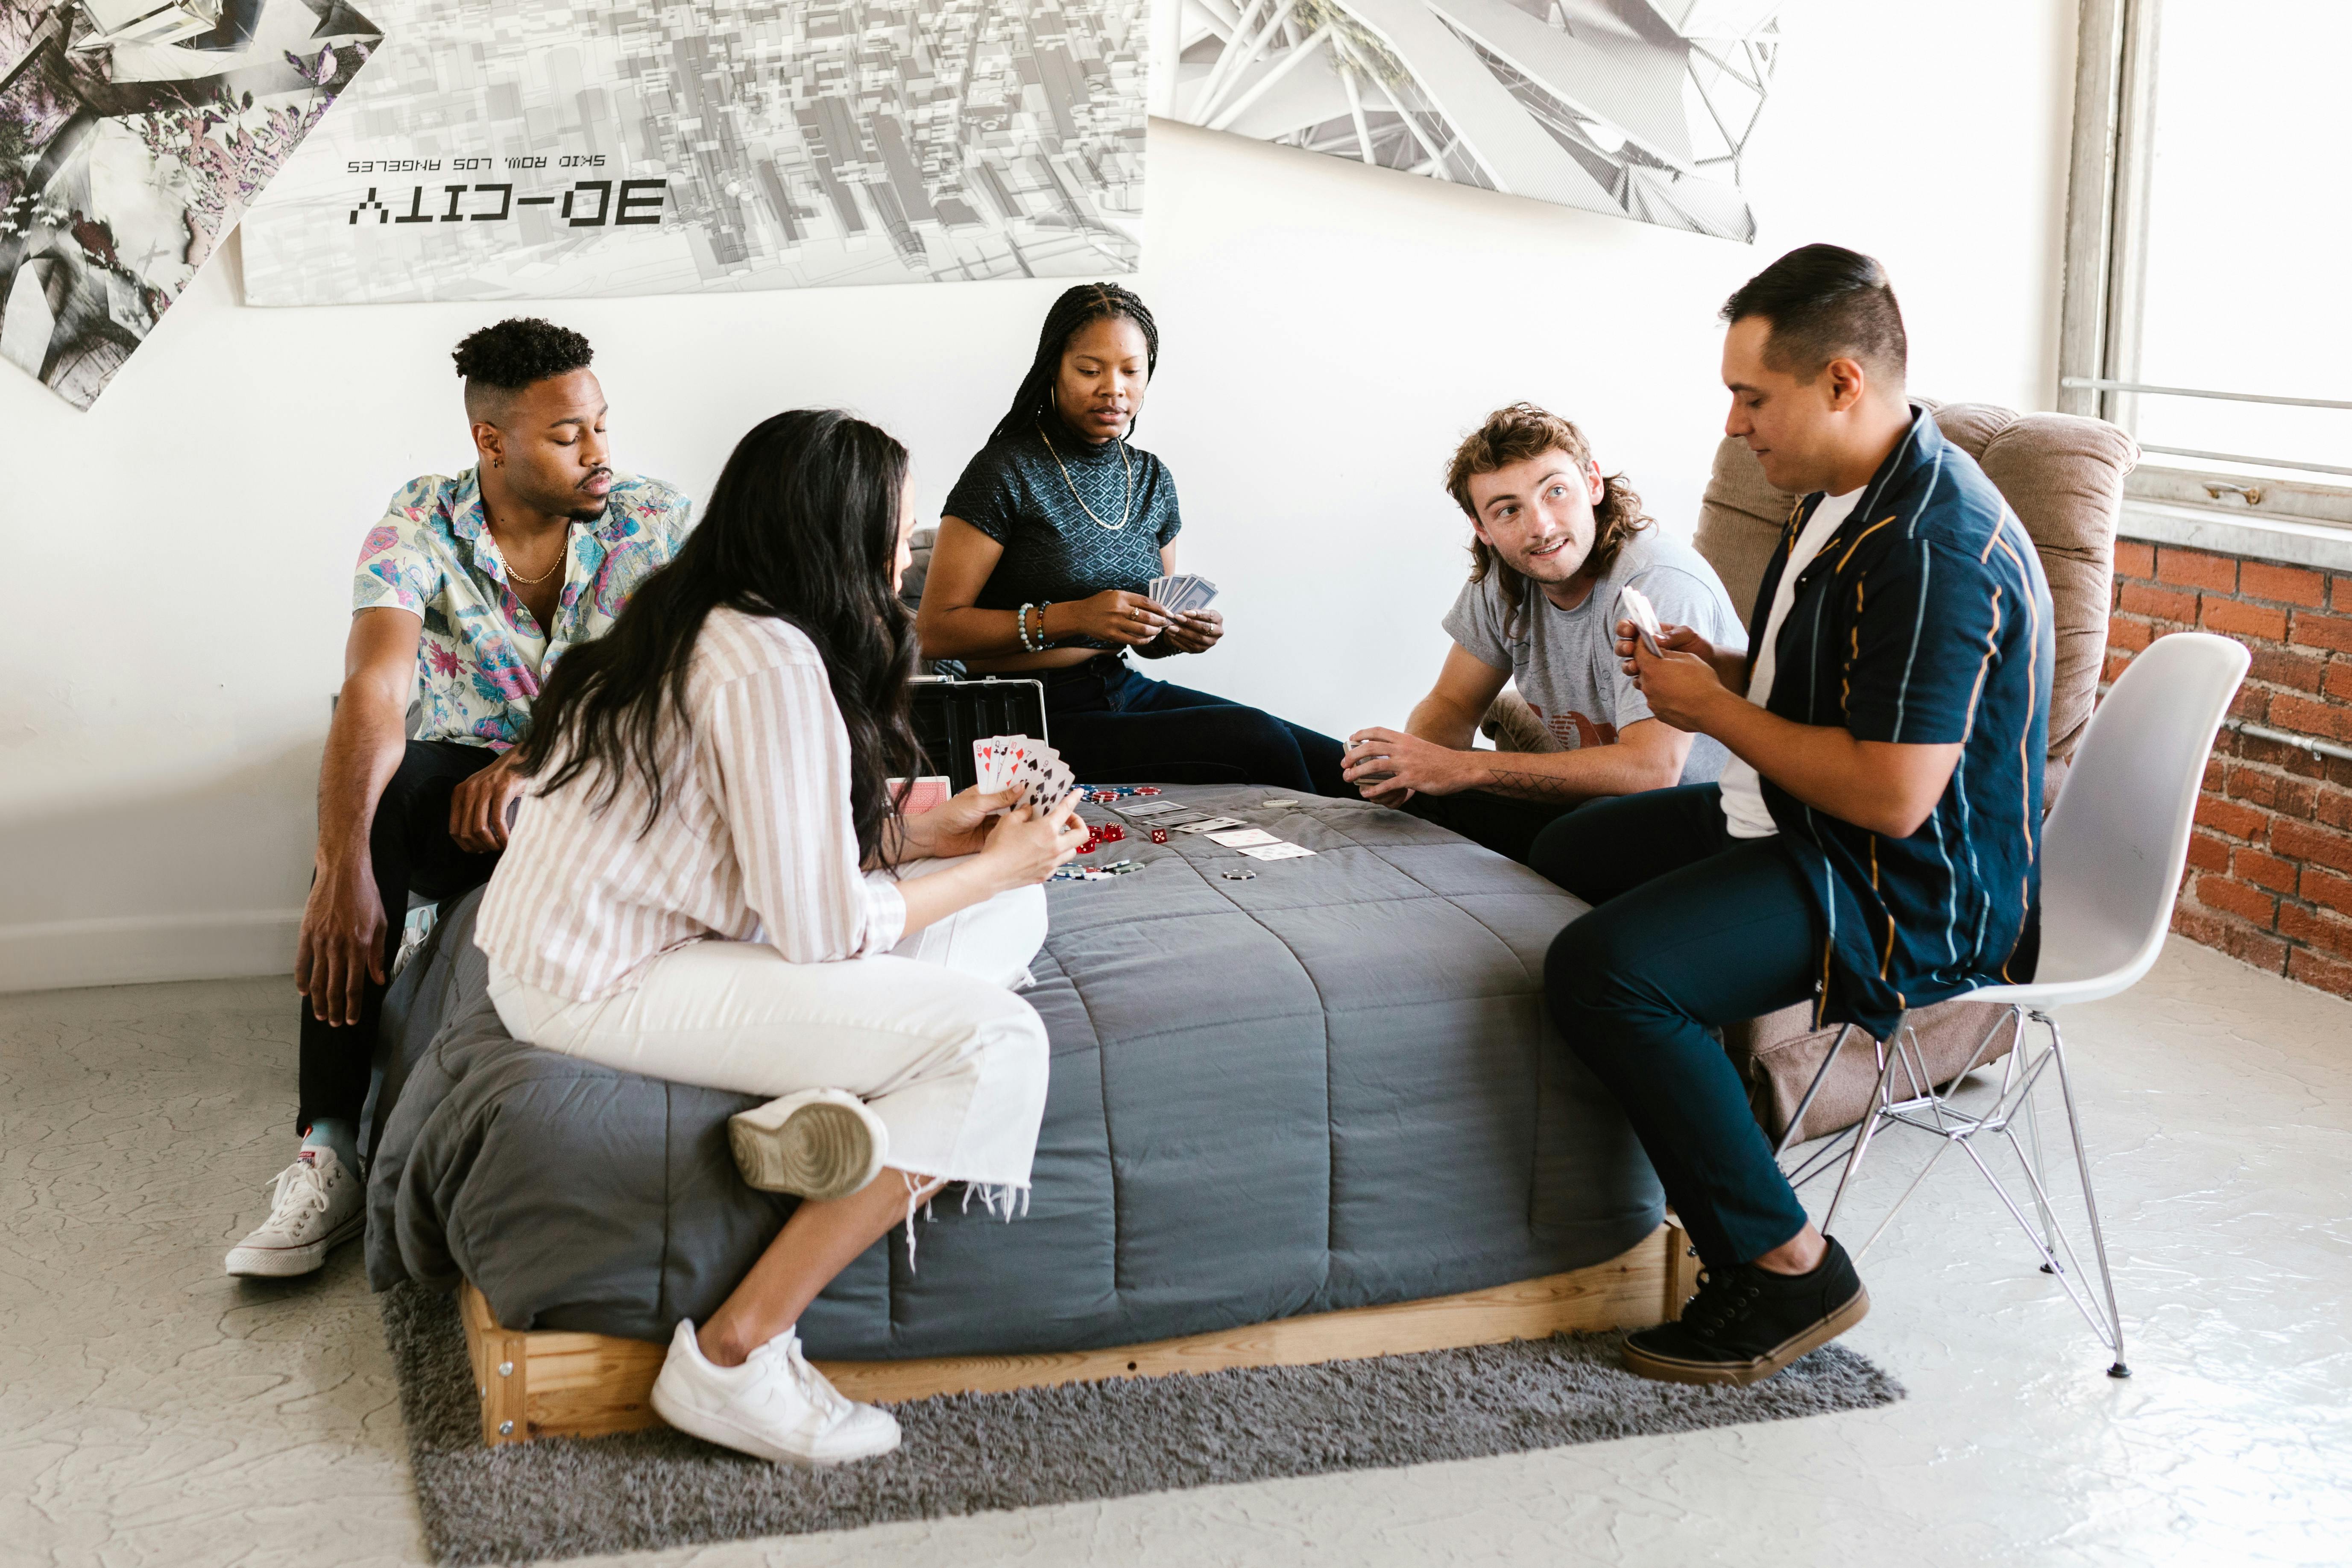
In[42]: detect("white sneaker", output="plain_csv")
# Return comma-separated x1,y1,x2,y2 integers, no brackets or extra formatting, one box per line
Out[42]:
650,1319,901,1466
727,1088,887,1200
225,1147,364,1277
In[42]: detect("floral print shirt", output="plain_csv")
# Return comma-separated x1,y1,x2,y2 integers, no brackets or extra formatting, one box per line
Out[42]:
351,467,691,750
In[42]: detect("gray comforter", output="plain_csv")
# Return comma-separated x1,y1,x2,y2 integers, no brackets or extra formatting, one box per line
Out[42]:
366,787,1663,1358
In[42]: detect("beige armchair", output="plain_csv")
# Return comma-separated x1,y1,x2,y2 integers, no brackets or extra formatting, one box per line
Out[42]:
1692,402,2135,1142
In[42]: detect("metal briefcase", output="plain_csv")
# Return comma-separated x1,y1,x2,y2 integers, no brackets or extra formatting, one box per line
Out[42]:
909,675,1048,792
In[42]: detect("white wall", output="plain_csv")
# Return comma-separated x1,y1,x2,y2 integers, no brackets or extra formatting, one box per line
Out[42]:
0,0,2079,991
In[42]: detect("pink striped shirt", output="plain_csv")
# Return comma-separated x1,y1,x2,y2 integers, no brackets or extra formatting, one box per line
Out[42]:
475,607,908,1001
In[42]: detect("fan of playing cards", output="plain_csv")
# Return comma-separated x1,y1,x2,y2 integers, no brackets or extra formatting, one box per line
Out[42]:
1146,574,1219,616
974,735,1078,814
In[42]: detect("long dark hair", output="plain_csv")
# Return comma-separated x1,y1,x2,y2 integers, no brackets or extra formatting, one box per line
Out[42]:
517,409,923,863
986,282,1160,448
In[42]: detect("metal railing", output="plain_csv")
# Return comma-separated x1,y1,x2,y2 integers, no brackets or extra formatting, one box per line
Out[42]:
2059,378,2352,480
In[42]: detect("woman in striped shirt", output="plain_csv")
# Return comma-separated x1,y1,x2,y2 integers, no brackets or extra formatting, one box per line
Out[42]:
476,409,1085,1468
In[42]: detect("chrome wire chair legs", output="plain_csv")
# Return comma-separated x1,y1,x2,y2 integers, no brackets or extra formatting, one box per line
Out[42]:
1777,1007,2129,1377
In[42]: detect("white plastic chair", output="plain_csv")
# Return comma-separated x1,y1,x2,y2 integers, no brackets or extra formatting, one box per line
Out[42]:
1802,631,2250,1377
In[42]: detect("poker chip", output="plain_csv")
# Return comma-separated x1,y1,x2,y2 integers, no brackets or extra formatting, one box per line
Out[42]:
1218,869,1256,881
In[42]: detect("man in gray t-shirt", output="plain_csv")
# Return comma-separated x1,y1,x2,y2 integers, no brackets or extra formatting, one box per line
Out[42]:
1344,402,1746,865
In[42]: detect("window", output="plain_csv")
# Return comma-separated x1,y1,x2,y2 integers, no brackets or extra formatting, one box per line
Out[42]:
2060,0,2352,527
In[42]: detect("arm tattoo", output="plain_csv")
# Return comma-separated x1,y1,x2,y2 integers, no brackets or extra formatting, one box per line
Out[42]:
1479,766,1589,804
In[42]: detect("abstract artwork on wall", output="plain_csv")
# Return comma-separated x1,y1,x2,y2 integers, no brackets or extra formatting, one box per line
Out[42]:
239,0,1147,307
1153,0,1778,241
0,0,381,407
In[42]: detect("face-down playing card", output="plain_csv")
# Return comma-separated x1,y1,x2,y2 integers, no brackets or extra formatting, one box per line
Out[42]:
1147,574,1220,616
1616,585,1667,657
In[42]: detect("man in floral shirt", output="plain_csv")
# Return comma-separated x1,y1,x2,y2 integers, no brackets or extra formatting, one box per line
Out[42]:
226,318,690,1278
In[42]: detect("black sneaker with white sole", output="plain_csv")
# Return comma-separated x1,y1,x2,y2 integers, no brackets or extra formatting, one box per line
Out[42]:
1621,1234,1870,1386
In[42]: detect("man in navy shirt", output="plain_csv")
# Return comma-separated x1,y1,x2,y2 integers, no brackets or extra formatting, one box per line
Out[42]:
1535,246,2054,1385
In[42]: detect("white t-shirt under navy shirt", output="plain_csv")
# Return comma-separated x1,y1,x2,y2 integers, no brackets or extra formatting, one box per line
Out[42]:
1443,529,1747,786
1718,487,1866,838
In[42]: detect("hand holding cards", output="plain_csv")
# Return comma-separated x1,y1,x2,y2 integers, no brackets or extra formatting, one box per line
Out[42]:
973,734,1078,815
1616,584,1667,657
1146,573,1218,616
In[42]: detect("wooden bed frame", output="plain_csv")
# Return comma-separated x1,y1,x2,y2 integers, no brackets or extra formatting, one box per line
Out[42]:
460,1221,1699,1445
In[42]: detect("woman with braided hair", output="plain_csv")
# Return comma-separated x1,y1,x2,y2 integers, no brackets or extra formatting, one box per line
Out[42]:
917,283,1346,795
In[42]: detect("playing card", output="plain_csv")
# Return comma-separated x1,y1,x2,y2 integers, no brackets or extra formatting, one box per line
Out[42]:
890,776,952,815
1175,816,1247,835
1012,744,1076,814
972,736,1021,792
1237,841,1317,860
1115,800,1185,819
1206,827,1281,847
1616,586,1666,657
1147,808,1213,827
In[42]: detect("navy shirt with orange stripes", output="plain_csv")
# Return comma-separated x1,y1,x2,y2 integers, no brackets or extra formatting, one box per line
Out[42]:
1749,406,2056,1038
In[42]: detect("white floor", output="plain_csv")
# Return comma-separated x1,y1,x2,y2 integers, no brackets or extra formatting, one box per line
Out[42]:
3,936,2347,1568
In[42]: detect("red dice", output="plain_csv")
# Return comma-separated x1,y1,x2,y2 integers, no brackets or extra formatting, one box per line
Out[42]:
1098,824,1125,842
1149,828,1169,844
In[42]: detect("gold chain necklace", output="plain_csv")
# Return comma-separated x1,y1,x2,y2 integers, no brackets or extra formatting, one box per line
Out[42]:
1037,420,1135,531
487,510,568,585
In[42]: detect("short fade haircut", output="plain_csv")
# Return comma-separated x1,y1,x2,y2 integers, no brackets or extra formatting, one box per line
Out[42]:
1445,402,1651,639
453,317,594,422
1719,244,1907,390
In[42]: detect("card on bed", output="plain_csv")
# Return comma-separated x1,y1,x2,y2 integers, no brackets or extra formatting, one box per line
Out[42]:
1114,800,1185,819
1174,816,1247,835
1206,827,1281,847
1237,841,1318,860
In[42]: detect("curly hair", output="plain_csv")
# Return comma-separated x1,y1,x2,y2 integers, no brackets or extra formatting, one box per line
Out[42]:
452,318,594,418
987,282,1159,448
1445,403,1650,641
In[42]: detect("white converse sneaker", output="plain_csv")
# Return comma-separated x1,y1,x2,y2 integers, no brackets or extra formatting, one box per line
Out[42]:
225,1147,364,1277
650,1319,901,1466
727,1088,887,1200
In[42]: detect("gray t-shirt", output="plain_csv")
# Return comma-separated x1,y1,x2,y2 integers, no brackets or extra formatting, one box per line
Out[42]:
1442,529,1746,785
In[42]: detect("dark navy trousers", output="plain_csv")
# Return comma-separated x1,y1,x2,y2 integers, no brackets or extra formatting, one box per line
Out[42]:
1041,655,1348,798
1532,784,1819,1269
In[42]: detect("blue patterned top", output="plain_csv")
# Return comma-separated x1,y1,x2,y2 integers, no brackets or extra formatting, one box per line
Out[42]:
350,467,691,750
1751,408,2055,1036
943,417,1180,650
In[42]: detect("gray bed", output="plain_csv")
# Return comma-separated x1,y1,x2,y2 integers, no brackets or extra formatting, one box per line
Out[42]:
366,786,1664,1359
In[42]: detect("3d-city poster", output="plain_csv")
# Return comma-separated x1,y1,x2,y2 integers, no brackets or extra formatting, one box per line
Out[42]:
1,0,381,408
239,0,1149,307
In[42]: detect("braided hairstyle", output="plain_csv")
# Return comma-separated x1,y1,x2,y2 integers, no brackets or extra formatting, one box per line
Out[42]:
986,282,1160,448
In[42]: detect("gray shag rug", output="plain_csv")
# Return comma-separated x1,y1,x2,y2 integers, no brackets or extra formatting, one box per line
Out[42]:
382,1282,1902,1565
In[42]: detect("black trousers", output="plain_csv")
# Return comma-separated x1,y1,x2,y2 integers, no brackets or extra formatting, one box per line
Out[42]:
1041,656,1350,798
1532,785,1819,1270
1402,789,1581,866
297,739,502,1134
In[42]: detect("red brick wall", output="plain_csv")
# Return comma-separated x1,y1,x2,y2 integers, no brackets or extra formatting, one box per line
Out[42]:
2107,541,2352,999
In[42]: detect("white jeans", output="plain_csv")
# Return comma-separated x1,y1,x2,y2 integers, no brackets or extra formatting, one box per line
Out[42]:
486,860,1051,1190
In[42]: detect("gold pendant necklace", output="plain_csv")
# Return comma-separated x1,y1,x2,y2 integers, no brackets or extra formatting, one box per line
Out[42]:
1037,420,1135,531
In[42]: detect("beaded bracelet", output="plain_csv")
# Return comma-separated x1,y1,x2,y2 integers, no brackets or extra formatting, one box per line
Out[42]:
1034,601,1053,648
1016,602,1038,653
